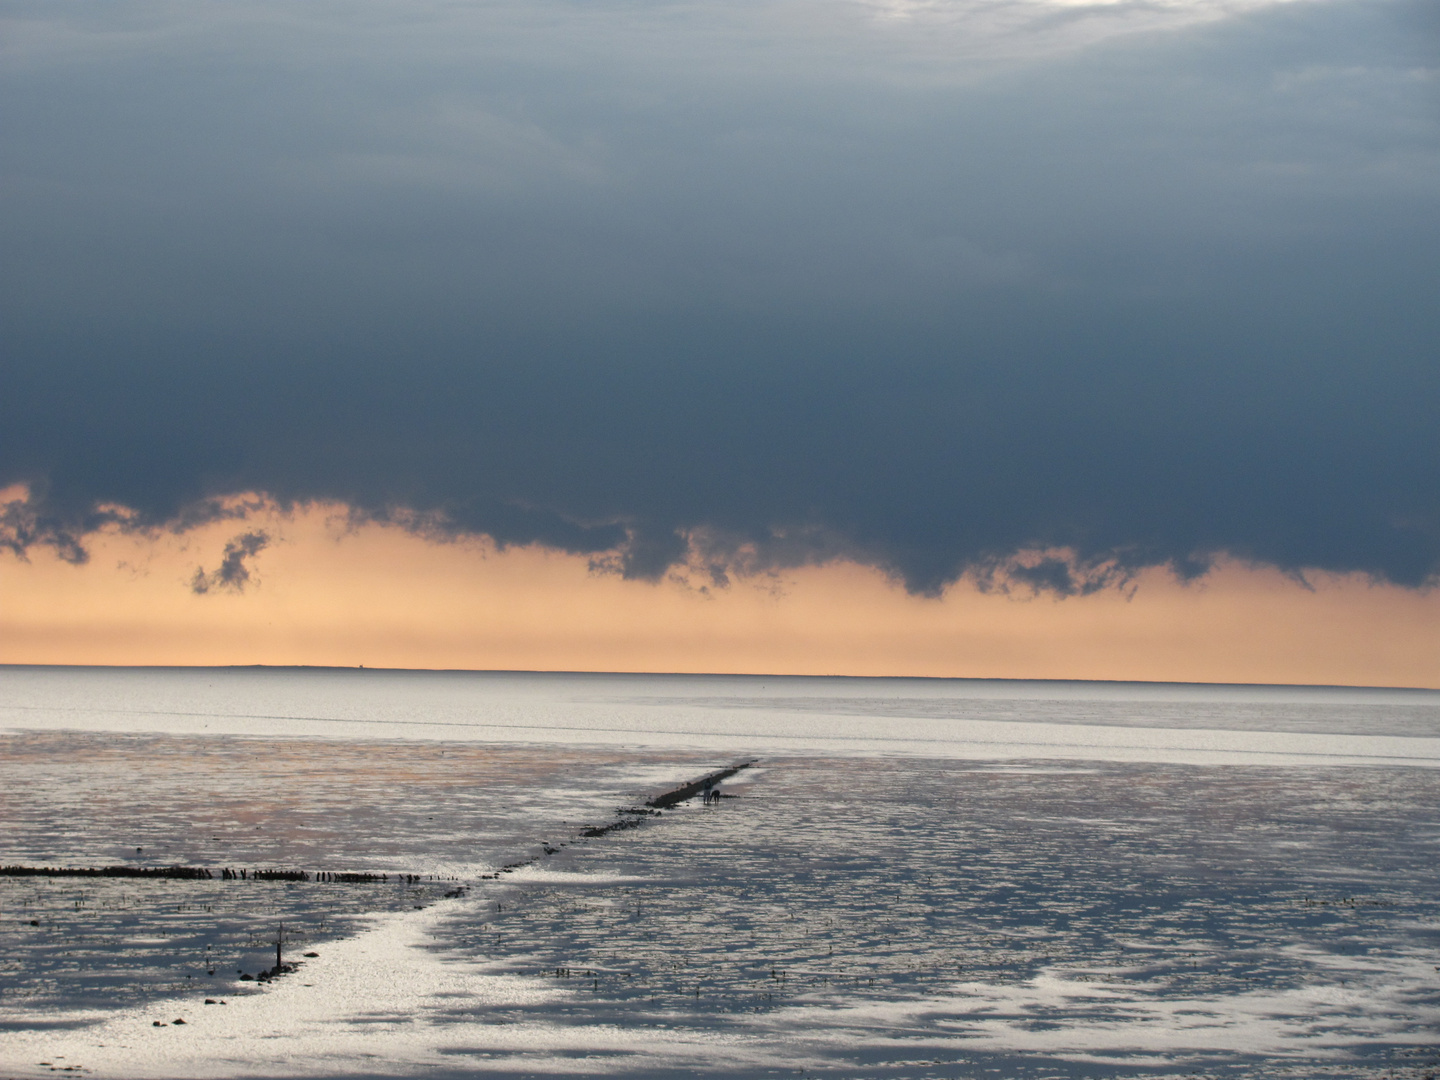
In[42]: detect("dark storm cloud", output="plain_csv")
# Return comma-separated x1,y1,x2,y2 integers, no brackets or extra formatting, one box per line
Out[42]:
1,0,1437,595
191,531,270,595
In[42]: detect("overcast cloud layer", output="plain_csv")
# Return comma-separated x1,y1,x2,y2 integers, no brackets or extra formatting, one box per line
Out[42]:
2,0,1438,595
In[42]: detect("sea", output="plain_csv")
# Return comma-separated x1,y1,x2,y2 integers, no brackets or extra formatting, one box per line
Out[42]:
1,665,1438,1079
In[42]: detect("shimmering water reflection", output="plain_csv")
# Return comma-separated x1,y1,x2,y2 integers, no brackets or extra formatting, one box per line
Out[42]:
2,668,1438,1077
0,731,712,1016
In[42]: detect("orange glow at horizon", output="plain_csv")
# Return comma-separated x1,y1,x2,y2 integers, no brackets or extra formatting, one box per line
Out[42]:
0,501,1436,688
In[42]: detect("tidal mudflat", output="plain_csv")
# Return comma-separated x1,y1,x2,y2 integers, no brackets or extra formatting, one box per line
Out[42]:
1,667,1438,1078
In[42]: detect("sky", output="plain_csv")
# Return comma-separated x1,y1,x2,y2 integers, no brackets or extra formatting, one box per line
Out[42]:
1,0,1437,685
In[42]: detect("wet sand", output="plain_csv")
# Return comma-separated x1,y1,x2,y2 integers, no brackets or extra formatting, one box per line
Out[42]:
3,670,1438,1078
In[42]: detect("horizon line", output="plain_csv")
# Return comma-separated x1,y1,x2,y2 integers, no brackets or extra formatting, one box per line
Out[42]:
2,662,1435,695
